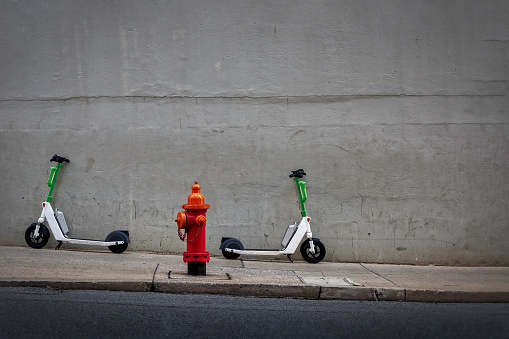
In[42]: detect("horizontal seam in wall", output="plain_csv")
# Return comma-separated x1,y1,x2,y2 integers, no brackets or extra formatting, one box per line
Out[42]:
0,93,507,103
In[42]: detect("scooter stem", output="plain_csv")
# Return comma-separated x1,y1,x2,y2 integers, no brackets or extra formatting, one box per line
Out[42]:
46,163,62,202
295,177,308,217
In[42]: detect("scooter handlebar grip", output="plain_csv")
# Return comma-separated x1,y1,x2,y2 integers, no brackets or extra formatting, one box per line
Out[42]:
289,169,306,178
50,154,70,163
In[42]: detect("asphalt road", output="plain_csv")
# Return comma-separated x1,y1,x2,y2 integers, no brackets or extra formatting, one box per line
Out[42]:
0,287,508,338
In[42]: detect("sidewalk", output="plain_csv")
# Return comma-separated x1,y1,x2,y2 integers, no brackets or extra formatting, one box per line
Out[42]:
1,246,508,302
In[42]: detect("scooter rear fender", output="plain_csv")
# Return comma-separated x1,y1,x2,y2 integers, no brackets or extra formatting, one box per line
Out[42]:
219,237,241,250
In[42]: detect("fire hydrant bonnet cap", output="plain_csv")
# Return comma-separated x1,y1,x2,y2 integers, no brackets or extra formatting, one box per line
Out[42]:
183,181,210,210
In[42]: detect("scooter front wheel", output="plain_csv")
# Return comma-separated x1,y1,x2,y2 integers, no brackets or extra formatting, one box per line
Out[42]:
221,238,243,259
105,231,129,254
300,239,326,263
25,223,50,249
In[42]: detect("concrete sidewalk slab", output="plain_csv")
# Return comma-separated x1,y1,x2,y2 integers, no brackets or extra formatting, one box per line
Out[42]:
362,264,509,292
0,246,163,291
154,263,320,299
299,277,352,286
237,258,402,288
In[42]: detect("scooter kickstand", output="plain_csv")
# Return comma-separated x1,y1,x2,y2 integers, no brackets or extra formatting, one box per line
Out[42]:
287,254,294,263
55,241,62,250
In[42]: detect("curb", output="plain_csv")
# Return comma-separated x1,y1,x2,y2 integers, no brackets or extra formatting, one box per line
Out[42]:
320,286,406,301
154,281,321,299
321,286,509,303
0,281,152,292
405,289,509,303
2,280,508,303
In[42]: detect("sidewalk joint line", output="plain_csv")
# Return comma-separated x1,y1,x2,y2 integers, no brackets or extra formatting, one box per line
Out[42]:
151,263,159,292
295,271,306,284
359,263,403,288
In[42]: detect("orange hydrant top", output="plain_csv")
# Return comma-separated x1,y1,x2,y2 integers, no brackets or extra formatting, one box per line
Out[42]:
182,182,210,210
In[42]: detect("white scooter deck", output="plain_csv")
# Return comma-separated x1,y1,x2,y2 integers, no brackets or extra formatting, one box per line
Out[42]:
224,216,315,256
38,202,126,247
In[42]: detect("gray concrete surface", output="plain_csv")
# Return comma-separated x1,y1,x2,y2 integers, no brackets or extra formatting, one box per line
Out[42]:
1,1,508,265
1,246,508,302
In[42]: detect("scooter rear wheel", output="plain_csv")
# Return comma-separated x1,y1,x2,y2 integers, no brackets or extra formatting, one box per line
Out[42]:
25,223,50,249
300,239,326,263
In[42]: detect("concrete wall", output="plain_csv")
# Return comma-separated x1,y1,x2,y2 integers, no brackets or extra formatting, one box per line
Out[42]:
1,0,508,265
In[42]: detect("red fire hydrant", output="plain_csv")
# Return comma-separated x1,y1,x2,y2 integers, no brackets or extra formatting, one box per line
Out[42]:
175,181,210,276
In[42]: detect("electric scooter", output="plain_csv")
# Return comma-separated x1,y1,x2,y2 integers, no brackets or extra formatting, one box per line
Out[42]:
219,169,326,263
24,154,130,253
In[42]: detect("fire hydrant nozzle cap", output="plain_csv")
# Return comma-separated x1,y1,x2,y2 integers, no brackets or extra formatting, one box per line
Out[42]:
196,215,206,227
175,211,187,229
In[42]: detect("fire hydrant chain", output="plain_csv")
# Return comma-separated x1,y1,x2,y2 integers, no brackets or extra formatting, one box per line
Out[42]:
178,226,200,242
